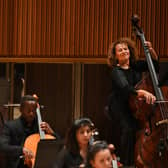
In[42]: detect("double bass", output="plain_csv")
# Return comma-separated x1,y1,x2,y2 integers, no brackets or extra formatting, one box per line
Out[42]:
130,15,168,168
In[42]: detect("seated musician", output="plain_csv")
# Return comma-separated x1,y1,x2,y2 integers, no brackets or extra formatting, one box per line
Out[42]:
53,117,122,168
53,118,94,168
0,95,60,168
86,140,113,168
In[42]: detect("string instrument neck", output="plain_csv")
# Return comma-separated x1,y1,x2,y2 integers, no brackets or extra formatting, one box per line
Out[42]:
36,107,45,139
132,15,163,100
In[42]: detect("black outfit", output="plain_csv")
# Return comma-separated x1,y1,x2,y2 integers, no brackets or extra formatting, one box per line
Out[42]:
53,147,84,168
108,60,159,166
0,116,60,168
0,116,38,168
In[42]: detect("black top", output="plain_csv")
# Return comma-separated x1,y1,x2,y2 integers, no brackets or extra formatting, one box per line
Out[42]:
108,60,159,124
111,60,158,98
53,147,84,168
0,116,39,168
0,116,60,168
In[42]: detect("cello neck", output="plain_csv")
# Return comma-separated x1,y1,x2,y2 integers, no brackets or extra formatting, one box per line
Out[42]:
36,107,45,139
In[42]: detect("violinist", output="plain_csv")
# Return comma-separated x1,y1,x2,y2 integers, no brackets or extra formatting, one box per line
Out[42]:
107,37,159,167
0,95,59,168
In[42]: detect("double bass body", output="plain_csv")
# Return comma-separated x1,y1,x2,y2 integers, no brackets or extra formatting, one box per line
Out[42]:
130,75,168,167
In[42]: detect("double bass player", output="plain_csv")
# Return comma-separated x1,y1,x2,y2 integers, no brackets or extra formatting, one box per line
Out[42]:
107,37,158,167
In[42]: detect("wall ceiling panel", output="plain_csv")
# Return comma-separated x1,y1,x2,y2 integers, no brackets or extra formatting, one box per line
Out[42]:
0,0,167,62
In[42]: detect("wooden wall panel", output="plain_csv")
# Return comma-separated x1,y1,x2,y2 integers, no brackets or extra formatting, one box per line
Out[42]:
0,0,167,62
69,0,75,55
26,63,73,136
83,64,112,141
79,0,85,55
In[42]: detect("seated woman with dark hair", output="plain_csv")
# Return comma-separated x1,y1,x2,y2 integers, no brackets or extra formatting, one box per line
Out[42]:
54,118,94,168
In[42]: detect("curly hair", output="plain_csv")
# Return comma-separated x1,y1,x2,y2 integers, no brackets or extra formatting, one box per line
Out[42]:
107,37,138,68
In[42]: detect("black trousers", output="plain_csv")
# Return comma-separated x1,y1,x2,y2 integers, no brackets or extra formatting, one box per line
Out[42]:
109,103,137,166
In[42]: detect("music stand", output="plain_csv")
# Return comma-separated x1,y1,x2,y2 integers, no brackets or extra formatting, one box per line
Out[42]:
34,139,64,168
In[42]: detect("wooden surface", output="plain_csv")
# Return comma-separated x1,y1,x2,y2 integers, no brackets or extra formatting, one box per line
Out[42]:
0,0,167,62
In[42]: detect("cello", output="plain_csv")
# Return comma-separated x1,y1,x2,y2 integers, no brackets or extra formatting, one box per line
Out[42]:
130,14,168,168
23,97,55,168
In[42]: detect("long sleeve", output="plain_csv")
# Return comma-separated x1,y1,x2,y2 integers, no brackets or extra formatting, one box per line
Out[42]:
111,68,137,100
0,122,23,157
0,117,39,168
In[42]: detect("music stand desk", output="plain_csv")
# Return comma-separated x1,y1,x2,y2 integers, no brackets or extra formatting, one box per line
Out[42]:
34,139,64,168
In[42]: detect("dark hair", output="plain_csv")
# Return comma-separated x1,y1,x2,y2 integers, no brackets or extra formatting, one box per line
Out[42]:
65,118,94,154
107,37,138,68
86,141,110,167
20,95,37,110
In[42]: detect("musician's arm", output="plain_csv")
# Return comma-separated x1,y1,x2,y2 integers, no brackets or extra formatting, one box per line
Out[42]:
40,121,61,139
0,123,23,157
149,48,158,60
112,66,156,104
145,41,158,60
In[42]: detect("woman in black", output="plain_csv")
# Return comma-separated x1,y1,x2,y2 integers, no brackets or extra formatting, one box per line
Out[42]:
54,118,94,168
107,37,158,167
